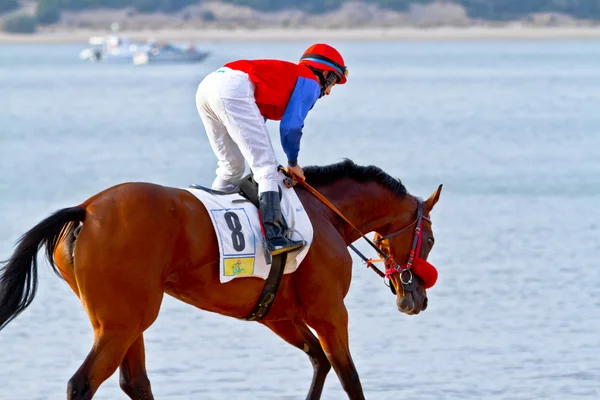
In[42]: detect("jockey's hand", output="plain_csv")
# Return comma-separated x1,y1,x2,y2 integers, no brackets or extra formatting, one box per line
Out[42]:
286,164,305,181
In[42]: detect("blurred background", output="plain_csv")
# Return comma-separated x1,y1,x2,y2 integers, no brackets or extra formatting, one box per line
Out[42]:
1,1,600,399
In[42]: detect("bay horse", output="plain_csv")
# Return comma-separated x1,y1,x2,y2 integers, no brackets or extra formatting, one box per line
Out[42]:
0,159,442,400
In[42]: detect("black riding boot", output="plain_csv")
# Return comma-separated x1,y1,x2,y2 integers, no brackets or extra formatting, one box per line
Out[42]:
259,191,306,256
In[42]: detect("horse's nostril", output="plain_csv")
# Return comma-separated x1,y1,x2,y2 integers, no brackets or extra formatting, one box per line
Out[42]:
422,297,428,310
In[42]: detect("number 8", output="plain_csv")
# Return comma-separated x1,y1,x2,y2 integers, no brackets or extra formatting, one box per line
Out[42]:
224,212,246,252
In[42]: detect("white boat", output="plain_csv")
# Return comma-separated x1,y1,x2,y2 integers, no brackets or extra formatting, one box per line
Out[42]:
79,35,210,65
79,35,140,63
132,41,210,65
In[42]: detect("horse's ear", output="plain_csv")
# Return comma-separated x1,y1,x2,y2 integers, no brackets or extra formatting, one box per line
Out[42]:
424,184,442,212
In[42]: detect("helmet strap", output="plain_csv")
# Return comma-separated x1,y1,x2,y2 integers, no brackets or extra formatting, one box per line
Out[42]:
308,67,338,98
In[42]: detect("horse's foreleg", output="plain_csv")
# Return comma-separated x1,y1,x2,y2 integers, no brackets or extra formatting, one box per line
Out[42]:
306,304,365,400
119,334,154,400
265,319,331,400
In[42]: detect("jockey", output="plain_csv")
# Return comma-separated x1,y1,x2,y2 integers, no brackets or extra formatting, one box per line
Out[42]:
195,43,347,256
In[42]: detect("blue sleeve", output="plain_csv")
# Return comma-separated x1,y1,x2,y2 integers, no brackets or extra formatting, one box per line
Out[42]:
280,77,320,166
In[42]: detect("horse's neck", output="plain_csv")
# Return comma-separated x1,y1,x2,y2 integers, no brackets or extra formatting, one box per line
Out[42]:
313,179,413,243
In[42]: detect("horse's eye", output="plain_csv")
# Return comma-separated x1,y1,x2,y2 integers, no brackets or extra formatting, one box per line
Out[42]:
427,237,435,247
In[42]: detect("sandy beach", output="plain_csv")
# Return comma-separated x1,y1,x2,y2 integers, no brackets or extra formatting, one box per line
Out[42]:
2,26,600,43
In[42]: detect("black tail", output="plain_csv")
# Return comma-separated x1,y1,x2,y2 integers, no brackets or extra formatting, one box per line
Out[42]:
0,207,86,331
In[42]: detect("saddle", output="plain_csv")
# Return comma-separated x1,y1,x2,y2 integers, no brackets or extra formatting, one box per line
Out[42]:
188,174,286,322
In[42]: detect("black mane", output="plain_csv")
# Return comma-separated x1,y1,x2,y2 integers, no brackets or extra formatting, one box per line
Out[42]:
303,159,407,197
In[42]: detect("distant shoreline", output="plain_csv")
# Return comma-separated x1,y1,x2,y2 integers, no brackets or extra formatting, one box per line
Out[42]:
2,26,600,43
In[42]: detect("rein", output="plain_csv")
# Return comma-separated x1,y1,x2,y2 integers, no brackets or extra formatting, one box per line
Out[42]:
279,167,427,292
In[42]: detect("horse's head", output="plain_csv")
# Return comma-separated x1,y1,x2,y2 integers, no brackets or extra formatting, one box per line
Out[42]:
374,184,442,315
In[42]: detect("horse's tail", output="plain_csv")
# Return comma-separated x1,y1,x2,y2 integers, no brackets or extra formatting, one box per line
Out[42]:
0,206,86,331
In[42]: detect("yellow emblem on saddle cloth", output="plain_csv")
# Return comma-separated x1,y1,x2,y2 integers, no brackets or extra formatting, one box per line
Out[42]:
224,257,255,276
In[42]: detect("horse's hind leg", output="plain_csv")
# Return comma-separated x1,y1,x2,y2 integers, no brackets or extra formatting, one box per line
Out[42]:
69,333,155,400
66,264,164,399
67,285,163,400
67,326,140,399
119,334,154,399
265,319,331,400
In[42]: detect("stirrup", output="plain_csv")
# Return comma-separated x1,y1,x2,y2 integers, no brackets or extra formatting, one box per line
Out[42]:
268,240,306,256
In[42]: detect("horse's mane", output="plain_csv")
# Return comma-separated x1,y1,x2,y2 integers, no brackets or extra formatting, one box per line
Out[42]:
303,159,407,197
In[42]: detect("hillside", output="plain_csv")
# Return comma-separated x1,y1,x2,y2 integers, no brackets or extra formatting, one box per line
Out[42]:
3,0,600,30
1,0,599,39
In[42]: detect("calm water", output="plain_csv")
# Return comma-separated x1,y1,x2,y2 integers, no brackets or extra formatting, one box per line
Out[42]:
1,39,600,399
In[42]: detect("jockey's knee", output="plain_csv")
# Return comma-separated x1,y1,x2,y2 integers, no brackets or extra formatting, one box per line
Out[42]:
229,160,246,179
217,162,245,183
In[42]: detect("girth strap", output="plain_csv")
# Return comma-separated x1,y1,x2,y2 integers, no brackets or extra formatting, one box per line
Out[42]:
242,253,288,321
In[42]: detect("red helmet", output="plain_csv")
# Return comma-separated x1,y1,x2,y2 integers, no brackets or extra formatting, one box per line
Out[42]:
299,43,347,84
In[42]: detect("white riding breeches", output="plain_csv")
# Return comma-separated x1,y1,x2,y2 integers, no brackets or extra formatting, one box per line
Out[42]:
196,67,279,194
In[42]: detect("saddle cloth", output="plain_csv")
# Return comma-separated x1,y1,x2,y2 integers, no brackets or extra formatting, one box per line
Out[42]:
185,179,313,283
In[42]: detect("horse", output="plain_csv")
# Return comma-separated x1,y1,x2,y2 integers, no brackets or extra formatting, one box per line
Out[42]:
0,159,442,400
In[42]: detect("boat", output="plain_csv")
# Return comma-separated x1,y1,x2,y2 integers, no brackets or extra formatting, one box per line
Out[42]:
79,35,210,65
132,40,210,65
79,35,140,63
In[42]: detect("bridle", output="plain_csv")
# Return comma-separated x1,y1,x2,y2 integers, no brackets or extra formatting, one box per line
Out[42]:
351,200,430,294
